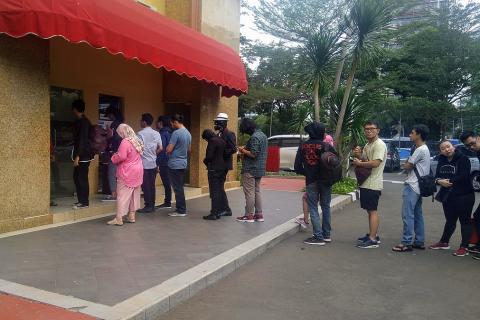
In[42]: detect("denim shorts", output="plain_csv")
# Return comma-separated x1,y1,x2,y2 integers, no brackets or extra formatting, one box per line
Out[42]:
360,188,381,211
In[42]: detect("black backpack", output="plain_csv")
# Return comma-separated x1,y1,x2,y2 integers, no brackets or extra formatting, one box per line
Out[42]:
319,144,342,187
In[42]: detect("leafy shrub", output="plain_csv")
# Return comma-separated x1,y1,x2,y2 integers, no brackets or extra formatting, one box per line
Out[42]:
332,177,357,195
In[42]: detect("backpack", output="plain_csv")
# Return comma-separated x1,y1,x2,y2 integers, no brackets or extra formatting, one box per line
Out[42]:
319,144,342,187
89,125,108,155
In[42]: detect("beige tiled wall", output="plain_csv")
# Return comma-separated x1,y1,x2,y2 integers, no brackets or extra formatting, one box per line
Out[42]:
0,35,52,232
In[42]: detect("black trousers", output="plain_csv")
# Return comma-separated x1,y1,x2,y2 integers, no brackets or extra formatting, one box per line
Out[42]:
441,193,475,248
169,169,186,213
100,163,111,195
158,166,172,204
208,170,231,214
142,168,157,208
472,203,480,246
73,162,90,205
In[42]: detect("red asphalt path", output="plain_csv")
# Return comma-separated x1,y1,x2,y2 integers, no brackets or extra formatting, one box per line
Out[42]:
261,177,305,192
0,294,95,320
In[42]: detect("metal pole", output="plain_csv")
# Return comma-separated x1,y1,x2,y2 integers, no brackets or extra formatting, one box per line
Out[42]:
269,104,273,137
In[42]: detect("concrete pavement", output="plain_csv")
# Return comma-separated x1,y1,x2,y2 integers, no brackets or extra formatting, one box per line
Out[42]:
160,173,480,320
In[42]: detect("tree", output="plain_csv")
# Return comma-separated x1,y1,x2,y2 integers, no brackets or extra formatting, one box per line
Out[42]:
301,30,341,121
334,0,396,144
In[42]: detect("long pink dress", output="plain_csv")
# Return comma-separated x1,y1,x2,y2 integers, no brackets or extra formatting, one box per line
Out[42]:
111,139,143,217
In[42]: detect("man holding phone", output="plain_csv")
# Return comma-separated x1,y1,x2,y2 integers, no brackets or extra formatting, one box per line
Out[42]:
352,120,387,249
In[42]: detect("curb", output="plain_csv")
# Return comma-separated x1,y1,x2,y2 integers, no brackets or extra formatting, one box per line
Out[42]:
0,192,356,320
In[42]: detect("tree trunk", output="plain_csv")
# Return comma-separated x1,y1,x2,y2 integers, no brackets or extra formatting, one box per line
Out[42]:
334,58,358,144
313,77,320,121
333,41,349,92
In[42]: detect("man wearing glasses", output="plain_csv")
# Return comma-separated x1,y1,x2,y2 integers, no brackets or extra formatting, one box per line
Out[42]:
352,121,387,249
459,130,480,260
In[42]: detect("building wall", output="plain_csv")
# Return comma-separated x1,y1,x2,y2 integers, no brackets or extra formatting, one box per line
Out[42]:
49,38,164,193
199,0,241,186
0,35,52,233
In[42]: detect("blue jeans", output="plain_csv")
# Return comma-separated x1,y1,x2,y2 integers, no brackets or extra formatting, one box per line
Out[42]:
306,182,332,240
401,184,425,246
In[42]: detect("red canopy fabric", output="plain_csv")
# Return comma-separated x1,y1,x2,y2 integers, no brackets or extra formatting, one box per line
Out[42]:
0,0,247,97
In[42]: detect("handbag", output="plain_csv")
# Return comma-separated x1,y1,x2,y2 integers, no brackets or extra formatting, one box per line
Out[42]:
434,188,451,203
354,166,372,186
413,166,436,197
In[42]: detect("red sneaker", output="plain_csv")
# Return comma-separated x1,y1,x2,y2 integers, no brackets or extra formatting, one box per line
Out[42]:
429,242,450,250
453,247,469,257
254,213,264,222
236,214,254,223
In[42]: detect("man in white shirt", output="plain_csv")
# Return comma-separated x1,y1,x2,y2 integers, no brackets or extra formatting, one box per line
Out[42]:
137,113,162,213
392,124,431,252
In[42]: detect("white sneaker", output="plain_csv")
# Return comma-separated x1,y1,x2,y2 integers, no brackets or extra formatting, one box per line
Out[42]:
294,217,309,229
168,212,188,217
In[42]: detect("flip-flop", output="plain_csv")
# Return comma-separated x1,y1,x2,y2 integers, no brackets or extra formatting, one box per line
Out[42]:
392,244,413,252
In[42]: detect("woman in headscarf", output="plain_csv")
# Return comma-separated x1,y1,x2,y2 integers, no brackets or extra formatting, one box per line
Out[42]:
107,124,144,226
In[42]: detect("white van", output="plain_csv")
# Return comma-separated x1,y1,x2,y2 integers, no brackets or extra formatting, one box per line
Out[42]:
267,135,308,171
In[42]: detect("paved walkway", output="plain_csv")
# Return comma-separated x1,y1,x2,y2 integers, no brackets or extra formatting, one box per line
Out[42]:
159,176,480,320
0,178,309,307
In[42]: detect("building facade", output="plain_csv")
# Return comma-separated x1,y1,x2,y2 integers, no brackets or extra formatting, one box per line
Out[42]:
0,0,245,233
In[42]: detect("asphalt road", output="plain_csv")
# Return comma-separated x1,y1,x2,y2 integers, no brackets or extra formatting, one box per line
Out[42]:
160,173,480,320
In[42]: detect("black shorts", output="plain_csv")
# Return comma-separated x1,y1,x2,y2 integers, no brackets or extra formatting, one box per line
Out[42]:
359,188,381,211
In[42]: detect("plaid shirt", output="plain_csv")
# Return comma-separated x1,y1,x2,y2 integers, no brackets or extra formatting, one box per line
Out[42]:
242,129,268,178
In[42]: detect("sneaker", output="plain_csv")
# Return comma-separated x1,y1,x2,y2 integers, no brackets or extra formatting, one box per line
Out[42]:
357,234,381,244
101,195,116,202
137,207,154,213
168,211,187,217
203,213,220,220
429,242,450,250
468,245,480,254
323,237,332,243
73,203,89,210
236,214,255,223
472,253,480,260
218,210,232,217
155,203,172,209
453,247,469,257
295,218,308,229
303,236,326,246
357,238,379,249
253,213,264,222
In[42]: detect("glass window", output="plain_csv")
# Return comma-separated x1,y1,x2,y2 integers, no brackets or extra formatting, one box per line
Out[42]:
281,138,302,147
268,138,281,146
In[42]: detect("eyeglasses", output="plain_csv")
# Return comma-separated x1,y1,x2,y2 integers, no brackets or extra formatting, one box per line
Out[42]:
465,139,477,148
364,127,378,131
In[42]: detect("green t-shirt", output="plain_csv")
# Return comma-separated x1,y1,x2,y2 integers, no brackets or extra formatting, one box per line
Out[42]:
361,138,387,191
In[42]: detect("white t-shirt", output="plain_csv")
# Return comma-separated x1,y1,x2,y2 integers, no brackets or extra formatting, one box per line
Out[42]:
405,144,431,194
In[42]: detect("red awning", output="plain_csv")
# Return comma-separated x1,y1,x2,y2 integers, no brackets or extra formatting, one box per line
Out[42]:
0,0,247,97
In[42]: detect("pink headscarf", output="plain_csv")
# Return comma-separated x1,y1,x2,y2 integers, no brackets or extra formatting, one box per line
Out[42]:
324,134,334,146
116,124,144,154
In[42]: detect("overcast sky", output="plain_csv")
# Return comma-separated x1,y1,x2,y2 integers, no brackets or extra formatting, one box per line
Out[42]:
241,0,478,44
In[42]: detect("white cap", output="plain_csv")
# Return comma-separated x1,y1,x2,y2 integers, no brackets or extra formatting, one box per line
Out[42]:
214,113,229,121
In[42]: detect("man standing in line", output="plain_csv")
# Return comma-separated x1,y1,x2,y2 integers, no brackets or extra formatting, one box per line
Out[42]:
294,122,337,245
392,125,431,252
236,118,268,223
71,99,94,210
155,116,173,209
459,130,480,260
202,129,228,220
137,113,162,213
352,120,387,249
166,114,192,217
213,112,236,217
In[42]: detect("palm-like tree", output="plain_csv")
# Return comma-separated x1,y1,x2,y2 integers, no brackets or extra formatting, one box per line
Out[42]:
302,29,341,121
334,0,395,143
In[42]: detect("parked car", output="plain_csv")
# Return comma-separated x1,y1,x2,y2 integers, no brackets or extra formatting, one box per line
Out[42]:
384,141,401,172
382,137,413,162
430,144,480,192
267,135,307,171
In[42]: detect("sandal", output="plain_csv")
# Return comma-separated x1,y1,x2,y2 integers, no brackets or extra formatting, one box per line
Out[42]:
107,218,123,226
126,212,136,223
392,244,413,252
